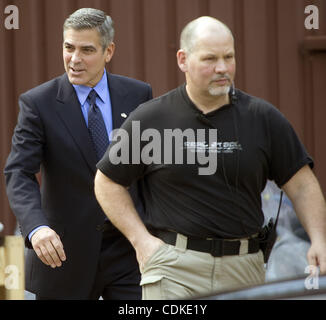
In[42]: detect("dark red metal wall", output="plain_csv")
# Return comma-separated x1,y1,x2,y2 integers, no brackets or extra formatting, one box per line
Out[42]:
1,0,325,235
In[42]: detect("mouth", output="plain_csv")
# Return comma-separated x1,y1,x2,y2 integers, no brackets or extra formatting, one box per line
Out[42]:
211,77,230,86
69,67,85,75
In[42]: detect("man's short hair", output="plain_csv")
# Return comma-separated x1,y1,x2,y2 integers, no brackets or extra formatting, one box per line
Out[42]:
63,8,114,51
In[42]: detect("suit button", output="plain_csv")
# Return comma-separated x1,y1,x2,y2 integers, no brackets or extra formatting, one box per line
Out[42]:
96,225,102,231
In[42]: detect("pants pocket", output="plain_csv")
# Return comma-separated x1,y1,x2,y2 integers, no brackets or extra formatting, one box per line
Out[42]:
141,275,164,300
140,243,168,273
141,276,195,300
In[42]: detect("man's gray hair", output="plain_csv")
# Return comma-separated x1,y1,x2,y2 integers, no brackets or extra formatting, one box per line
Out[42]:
180,16,234,54
63,8,114,50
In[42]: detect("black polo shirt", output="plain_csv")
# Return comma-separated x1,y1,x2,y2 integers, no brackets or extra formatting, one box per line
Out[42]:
97,85,313,239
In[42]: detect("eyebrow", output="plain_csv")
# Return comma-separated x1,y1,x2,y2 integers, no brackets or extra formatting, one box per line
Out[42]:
82,45,96,50
63,42,96,50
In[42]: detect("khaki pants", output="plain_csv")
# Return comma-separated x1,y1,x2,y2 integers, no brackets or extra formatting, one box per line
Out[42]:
140,233,265,300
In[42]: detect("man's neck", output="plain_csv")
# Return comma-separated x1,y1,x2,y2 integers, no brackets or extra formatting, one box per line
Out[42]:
186,85,230,114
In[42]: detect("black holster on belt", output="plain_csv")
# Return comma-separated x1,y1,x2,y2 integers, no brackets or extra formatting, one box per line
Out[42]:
258,218,277,263
258,190,283,263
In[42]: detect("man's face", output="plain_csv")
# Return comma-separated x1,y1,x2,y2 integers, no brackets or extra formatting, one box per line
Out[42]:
63,28,114,87
178,30,236,99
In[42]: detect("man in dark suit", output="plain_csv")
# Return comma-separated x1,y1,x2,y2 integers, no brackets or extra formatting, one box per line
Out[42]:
4,8,152,300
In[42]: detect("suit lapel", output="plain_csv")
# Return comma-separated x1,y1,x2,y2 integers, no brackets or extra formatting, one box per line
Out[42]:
107,73,129,130
55,74,98,173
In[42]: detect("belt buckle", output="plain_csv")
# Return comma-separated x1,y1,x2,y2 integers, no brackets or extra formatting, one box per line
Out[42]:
210,239,224,257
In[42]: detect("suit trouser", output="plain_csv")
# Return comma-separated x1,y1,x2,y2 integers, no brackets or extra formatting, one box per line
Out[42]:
88,229,141,300
141,233,265,300
36,230,141,300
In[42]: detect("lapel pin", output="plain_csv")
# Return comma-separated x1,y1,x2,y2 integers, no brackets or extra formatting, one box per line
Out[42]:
121,113,127,118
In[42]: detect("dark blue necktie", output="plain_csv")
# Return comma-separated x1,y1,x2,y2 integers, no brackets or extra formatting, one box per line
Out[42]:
87,89,109,161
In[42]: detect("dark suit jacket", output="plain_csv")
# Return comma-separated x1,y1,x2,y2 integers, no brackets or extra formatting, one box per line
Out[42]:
4,72,152,298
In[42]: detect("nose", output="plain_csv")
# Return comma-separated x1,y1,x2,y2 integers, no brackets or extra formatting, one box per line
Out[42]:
71,50,82,64
214,59,228,74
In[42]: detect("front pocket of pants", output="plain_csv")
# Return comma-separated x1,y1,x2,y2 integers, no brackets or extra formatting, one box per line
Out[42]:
141,243,168,273
140,243,179,277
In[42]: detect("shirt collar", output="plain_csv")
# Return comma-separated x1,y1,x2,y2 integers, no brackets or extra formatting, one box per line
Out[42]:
73,69,108,105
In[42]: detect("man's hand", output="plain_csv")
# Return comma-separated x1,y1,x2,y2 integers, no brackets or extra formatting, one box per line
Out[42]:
31,227,66,268
134,234,164,272
283,165,326,275
95,170,166,272
307,240,326,275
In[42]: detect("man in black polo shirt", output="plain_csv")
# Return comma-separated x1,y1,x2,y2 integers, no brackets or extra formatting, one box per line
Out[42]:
94,16,326,299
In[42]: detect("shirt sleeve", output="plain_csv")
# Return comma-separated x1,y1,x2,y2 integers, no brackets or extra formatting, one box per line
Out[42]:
266,106,314,187
28,225,50,241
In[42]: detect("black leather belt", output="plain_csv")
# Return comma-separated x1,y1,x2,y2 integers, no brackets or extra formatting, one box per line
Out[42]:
152,229,260,257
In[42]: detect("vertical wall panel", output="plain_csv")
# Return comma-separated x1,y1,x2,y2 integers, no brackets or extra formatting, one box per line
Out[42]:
1,0,17,235
175,0,211,85
232,0,246,91
110,0,145,80
143,0,177,96
242,0,271,99
311,54,326,191
209,0,235,32
44,1,69,79
12,1,42,98
276,0,306,139
265,0,280,108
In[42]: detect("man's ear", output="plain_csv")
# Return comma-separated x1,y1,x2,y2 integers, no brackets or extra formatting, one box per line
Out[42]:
105,42,115,63
176,49,188,73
